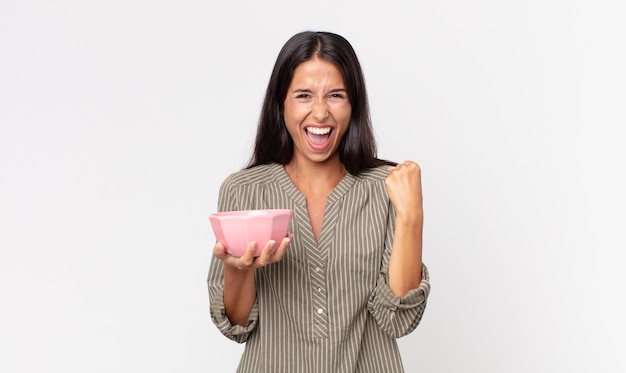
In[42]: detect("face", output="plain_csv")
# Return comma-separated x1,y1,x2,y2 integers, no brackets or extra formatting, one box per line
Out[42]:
283,58,352,166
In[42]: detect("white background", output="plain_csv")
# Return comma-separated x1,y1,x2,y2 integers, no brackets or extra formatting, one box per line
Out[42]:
1,0,625,372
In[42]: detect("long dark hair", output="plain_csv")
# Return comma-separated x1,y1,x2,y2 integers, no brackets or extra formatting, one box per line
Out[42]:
247,31,395,175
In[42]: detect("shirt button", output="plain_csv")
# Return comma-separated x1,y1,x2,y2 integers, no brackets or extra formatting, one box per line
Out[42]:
315,266,322,272
316,287,322,292
317,308,323,314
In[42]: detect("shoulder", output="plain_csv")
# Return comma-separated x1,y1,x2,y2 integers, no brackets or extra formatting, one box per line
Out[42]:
354,165,391,183
220,163,279,190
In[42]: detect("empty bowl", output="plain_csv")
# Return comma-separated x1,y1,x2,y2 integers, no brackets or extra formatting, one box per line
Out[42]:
209,209,293,257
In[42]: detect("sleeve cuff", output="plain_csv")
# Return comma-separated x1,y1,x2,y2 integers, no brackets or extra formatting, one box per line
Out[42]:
211,302,259,343
377,264,430,310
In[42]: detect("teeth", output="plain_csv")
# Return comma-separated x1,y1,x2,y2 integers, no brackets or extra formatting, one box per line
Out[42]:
306,127,332,135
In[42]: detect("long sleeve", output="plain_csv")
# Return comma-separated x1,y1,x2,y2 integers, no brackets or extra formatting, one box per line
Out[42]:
367,202,431,338
207,256,259,343
368,263,430,338
207,173,260,343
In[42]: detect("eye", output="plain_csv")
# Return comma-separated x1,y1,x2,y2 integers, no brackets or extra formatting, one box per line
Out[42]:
295,93,312,100
328,93,346,101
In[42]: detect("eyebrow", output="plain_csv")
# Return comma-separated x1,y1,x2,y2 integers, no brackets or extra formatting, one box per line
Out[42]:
291,88,347,94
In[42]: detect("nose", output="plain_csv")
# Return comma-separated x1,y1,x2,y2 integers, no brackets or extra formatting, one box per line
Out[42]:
311,98,329,121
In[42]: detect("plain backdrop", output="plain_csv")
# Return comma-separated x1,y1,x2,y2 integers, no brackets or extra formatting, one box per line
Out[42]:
1,0,625,372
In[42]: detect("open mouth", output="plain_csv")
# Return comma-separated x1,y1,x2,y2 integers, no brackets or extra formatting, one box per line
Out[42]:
305,126,332,147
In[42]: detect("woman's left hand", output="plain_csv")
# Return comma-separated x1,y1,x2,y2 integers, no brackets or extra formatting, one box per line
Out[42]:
385,160,425,295
384,160,424,222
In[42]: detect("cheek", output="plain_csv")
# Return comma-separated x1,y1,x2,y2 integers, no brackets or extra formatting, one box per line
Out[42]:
283,103,305,125
282,111,300,139
282,107,294,128
338,105,352,126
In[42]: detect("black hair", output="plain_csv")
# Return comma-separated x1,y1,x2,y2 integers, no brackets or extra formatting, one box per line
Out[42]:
247,31,395,175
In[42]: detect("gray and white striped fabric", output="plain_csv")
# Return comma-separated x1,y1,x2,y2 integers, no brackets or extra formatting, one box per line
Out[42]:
208,163,430,372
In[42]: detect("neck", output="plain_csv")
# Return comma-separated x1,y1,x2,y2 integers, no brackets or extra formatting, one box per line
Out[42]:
284,157,346,196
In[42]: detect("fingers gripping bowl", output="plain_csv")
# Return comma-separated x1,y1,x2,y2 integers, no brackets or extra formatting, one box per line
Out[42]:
209,209,294,257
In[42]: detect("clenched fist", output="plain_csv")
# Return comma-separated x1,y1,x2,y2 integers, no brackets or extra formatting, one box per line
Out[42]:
385,160,424,223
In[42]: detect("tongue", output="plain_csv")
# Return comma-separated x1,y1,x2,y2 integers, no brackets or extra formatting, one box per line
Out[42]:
308,132,330,145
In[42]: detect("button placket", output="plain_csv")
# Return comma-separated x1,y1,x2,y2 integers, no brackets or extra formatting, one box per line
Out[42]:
308,191,343,339
310,262,328,338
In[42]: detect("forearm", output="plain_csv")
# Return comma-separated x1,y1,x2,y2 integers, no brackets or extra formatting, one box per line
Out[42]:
388,213,423,296
223,266,257,326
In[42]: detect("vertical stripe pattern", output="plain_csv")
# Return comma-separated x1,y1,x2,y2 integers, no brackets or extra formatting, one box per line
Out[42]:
207,163,430,372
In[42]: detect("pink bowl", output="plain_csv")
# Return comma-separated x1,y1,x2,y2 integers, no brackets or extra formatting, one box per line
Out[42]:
209,209,293,257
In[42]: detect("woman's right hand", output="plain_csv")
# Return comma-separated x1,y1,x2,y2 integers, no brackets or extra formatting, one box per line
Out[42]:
216,235,292,325
213,234,293,271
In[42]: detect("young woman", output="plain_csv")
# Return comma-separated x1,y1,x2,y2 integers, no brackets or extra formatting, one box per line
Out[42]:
208,31,430,372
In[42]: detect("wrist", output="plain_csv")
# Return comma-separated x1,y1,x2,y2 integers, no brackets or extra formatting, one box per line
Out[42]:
395,210,423,227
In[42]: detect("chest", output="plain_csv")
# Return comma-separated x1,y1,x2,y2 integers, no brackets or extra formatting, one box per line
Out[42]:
306,195,326,242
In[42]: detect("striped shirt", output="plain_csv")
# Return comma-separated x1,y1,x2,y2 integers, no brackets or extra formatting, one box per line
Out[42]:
208,163,430,372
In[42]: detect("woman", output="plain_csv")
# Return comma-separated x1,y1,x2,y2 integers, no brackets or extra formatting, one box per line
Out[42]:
208,31,430,372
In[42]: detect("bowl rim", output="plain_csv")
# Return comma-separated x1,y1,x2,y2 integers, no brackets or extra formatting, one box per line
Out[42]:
209,209,293,219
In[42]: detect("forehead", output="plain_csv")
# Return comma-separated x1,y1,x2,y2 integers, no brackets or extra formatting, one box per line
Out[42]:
290,58,345,87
